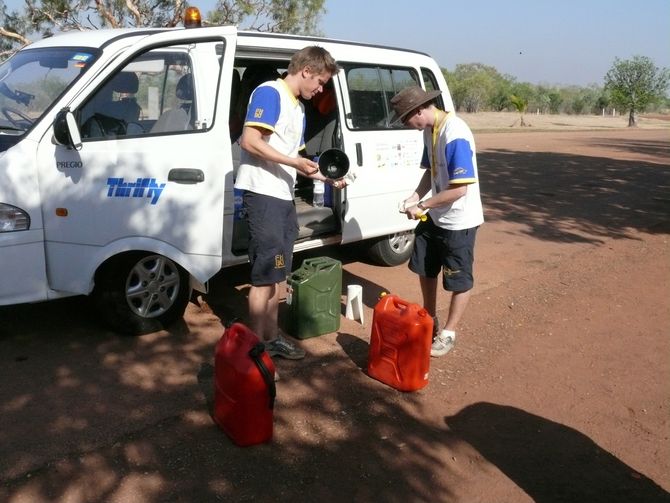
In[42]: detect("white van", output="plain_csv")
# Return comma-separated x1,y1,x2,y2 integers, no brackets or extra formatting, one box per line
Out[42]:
0,14,454,334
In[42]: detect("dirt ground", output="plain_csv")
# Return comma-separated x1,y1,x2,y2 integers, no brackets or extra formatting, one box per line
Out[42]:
462,110,670,132
0,126,669,502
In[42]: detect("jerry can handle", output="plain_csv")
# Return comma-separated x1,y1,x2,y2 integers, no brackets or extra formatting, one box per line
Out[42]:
314,262,330,272
392,296,409,311
306,257,337,272
249,343,276,410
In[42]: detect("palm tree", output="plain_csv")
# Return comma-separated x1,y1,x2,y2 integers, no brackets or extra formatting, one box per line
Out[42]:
509,94,528,127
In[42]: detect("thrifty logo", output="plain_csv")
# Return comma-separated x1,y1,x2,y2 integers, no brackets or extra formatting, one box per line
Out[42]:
106,177,166,205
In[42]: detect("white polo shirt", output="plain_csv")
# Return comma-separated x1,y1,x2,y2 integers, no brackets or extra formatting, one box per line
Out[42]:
421,114,484,230
234,79,306,201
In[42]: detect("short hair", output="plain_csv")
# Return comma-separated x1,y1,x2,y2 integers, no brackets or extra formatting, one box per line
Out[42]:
288,45,339,76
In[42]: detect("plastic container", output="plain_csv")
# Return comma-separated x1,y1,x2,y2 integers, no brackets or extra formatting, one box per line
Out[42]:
313,180,325,207
285,257,342,339
214,322,276,446
324,182,333,207
367,294,432,391
233,187,246,221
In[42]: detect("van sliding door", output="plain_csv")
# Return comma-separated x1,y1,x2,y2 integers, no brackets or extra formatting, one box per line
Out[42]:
338,63,425,245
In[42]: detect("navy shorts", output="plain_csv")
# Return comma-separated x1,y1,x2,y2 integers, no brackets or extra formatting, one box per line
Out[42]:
408,217,478,292
243,191,298,286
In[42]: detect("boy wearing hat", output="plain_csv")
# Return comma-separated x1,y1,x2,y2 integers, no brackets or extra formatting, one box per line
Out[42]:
235,46,339,360
392,86,484,357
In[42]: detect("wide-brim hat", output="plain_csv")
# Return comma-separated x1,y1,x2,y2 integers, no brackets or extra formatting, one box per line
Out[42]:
390,86,442,125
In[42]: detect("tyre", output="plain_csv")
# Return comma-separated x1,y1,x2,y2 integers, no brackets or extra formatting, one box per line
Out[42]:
92,252,192,335
367,231,415,266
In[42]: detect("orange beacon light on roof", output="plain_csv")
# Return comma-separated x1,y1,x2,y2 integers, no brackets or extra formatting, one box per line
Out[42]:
184,6,202,28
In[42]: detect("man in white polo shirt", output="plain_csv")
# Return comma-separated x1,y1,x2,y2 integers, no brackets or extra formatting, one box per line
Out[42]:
392,86,484,358
235,46,339,360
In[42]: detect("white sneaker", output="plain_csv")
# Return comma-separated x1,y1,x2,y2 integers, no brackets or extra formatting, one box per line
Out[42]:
431,330,455,357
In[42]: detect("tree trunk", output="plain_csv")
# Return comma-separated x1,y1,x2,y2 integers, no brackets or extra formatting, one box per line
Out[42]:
628,109,637,127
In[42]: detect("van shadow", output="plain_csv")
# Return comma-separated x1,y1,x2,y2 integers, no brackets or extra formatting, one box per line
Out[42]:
204,242,388,326
445,402,670,503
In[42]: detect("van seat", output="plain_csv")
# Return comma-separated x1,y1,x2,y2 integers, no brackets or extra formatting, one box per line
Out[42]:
151,74,194,133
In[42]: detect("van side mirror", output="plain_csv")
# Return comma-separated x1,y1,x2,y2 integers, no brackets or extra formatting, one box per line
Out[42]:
53,108,82,150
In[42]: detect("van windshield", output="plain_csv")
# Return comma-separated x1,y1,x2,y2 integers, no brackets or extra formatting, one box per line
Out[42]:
0,47,98,140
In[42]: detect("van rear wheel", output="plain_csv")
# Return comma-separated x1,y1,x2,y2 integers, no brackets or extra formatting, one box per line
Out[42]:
93,252,191,335
367,231,415,266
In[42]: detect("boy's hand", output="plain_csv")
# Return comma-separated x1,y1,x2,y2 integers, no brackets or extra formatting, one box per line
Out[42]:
295,157,319,176
399,195,419,213
327,177,347,189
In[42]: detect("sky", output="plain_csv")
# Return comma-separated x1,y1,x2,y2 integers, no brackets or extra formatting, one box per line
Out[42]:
315,0,670,86
4,0,669,86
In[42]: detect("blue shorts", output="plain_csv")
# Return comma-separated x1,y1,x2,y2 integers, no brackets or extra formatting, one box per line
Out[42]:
243,191,298,286
408,218,478,292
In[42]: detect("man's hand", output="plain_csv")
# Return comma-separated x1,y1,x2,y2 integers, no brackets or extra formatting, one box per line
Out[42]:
399,193,420,213
405,203,426,221
326,177,347,189
295,157,319,176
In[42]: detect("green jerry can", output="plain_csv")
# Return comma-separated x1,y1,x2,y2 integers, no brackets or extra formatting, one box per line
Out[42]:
285,257,342,339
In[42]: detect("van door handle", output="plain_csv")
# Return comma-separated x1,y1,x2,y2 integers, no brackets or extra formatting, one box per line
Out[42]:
355,143,362,166
168,168,205,184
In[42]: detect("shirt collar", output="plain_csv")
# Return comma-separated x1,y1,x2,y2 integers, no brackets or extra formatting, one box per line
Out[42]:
278,78,299,106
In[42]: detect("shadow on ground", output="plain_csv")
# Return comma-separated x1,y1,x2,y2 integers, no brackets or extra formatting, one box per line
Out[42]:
202,242,391,326
445,402,670,503
479,143,670,243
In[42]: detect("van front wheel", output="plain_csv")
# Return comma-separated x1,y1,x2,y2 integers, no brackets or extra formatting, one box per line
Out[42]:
367,231,415,266
93,252,192,335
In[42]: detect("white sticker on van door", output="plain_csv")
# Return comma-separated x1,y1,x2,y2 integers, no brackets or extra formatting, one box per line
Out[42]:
376,140,421,170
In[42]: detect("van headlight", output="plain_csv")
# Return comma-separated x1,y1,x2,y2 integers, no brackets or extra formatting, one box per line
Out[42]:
0,203,30,232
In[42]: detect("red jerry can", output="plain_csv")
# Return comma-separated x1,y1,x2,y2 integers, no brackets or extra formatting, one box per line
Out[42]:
367,294,433,391
214,322,276,446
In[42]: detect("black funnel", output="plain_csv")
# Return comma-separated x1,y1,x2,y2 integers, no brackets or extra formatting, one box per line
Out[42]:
318,148,349,179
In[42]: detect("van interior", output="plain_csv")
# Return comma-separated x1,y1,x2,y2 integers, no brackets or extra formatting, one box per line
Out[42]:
230,58,342,255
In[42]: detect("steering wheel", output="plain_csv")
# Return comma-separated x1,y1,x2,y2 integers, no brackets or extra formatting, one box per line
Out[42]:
1,106,34,129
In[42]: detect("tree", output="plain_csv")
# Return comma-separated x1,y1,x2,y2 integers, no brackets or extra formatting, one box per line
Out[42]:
446,63,510,113
604,55,670,127
0,0,325,59
509,94,528,126
208,0,324,34
508,81,534,126
547,91,563,114
0,1,31,58
488,78,513,111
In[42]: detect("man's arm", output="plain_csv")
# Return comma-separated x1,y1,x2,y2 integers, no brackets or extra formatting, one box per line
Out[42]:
240,125,318,177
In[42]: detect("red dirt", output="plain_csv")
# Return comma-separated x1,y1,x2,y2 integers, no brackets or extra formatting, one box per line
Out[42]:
0,128,668,502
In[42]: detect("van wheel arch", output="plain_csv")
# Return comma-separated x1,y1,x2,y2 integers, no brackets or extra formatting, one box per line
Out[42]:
367,231,415,266
92,251,192,335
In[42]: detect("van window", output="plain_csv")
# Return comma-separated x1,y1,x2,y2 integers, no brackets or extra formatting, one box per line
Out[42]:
421,67,445,110
343,64,419,130
0,48,98,140
79,41,223,139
